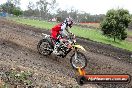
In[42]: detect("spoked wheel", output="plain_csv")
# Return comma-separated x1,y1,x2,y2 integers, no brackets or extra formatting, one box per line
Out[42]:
37,39,53,56
70,51,87,69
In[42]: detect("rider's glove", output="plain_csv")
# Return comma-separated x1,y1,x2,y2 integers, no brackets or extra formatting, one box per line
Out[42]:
70,32,73,35
68,33,73,37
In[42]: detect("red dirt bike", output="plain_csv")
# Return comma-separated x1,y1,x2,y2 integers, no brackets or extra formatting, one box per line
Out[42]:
37,33,87,69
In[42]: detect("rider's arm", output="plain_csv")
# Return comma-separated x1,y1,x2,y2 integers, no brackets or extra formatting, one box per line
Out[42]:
65,27,71,34
61,23,69,37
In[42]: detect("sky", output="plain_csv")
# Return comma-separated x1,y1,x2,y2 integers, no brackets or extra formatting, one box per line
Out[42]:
0,0,132,15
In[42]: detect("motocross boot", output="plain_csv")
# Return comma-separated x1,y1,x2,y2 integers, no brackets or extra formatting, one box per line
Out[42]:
53,42,60,55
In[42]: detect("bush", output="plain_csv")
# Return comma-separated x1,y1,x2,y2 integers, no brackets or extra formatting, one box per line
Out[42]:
12,8,23,16
101,9,131,41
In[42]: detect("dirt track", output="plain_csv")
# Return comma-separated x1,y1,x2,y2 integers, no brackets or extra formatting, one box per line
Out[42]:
0,18,132,88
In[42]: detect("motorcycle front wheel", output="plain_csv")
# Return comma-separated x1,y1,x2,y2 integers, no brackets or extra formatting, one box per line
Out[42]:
70,51,87,69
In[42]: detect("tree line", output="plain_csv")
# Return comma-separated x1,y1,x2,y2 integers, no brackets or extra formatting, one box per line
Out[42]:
0,0,105,22
0,0,22,16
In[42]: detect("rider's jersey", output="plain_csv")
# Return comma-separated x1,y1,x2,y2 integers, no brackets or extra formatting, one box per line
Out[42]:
60,22,69,37
51,22,70,39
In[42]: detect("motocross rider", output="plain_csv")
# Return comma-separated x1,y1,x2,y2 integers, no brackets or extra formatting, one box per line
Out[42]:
51,17,74,55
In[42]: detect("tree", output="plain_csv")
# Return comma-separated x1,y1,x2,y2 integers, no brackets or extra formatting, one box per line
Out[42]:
24,2,36,16
12,7,22,16
49,0,58,11
56,8,68,21
69,7,78,22
36,0,57,20
10,0,21,7
100,9,131,41
0,1,22,16
0,2,15,13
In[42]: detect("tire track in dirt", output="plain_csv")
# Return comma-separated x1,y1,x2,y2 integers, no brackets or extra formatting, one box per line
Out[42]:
0,18,132,88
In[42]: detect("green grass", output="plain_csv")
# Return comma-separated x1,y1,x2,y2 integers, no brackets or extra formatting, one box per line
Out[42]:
10,17,56,29
71,28,132,51
9,17,132,51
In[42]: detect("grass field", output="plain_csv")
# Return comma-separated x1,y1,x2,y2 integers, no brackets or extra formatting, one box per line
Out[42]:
79,22,100,28
9,17,132,51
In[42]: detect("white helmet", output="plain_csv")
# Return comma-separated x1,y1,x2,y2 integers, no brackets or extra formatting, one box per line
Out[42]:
64,17,73,28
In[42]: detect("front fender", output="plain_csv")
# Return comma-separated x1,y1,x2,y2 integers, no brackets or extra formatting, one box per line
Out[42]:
72,45,86,51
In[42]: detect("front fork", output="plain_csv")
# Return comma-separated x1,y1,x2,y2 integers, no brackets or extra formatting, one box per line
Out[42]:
74,48,78,60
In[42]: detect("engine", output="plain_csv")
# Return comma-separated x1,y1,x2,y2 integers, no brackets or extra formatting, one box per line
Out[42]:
58,44,71,57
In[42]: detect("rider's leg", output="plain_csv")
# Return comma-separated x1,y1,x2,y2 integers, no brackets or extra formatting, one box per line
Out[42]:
53,34,60,54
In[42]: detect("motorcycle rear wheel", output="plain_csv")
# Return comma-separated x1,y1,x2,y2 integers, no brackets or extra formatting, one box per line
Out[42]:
37,39,53,56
